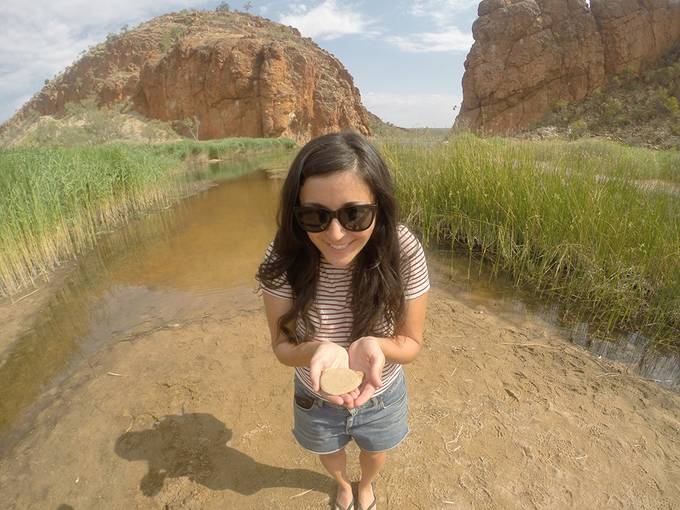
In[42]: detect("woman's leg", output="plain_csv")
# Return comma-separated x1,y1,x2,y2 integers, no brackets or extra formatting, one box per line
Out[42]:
357,449,386,508
319,448,353,508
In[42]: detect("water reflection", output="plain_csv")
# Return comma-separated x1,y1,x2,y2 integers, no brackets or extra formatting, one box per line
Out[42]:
571,324,680,391
102,171,281,291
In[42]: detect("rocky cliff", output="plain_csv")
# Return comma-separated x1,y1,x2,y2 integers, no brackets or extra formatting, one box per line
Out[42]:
456,0,680,134
4,10,370,143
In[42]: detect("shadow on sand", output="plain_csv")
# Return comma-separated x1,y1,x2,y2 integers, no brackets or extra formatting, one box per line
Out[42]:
114,412,330,498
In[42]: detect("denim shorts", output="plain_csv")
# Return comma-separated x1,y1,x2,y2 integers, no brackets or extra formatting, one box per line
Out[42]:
292,370,409,454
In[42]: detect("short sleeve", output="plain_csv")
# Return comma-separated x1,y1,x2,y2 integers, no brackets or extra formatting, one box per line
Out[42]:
259,242,294,300
398,225,430,300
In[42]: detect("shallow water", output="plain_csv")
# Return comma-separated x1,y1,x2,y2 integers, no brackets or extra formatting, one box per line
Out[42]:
0,167,281,439
1,163,678,448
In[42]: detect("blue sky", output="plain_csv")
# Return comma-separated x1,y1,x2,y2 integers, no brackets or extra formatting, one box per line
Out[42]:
0,0,480,128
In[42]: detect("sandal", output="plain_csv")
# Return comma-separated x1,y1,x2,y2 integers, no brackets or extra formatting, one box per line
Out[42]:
358,498,375,510
357,483,376,510
334,498,354,510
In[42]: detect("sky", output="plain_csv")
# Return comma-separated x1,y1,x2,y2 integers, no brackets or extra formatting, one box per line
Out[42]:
0,0,481,128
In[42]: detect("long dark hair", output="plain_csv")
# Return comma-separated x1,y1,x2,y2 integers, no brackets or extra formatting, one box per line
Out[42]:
256,131,405,343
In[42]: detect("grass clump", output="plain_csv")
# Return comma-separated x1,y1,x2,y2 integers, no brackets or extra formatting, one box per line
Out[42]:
383,133,680,348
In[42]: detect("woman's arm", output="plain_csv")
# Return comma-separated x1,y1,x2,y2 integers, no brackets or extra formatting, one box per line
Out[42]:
263,292,355,405
348,291,429,374
262,291,321,366
348,291,428,406
377,291,429,364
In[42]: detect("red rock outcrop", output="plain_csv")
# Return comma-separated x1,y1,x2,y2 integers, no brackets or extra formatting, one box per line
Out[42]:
456,0,680,134
591,0,680,76
4,11,370,143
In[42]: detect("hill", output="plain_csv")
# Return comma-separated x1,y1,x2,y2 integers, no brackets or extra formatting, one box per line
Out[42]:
0,8,370,144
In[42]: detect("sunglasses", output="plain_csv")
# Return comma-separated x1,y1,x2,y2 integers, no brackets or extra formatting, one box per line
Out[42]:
293,204,377,232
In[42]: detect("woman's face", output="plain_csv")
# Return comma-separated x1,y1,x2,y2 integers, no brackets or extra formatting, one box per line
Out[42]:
298,170,376,268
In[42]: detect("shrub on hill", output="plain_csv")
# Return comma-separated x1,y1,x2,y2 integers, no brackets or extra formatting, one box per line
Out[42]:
0,98,180,148
533,45,680,149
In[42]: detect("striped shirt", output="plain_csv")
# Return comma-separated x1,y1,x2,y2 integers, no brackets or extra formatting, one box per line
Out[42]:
261,224,430,399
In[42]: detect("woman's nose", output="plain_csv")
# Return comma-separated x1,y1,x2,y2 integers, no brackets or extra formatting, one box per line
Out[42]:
325,218,345,240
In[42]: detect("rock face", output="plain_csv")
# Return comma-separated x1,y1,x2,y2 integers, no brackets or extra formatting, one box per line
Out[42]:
456,0,680,134
6,11,370,143
591,0,680,76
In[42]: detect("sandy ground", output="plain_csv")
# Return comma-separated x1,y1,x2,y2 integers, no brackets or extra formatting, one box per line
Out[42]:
1,267,680,509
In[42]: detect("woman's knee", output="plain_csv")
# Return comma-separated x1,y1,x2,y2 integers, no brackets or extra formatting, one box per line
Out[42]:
359,448,386,459
319,447,346,459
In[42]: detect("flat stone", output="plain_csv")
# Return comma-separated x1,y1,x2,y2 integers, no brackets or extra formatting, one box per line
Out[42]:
320,368,364,395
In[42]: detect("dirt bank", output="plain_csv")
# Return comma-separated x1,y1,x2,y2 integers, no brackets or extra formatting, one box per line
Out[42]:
1,266,679,509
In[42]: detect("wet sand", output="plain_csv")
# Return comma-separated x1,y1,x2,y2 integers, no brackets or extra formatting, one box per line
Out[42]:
1,264,679,509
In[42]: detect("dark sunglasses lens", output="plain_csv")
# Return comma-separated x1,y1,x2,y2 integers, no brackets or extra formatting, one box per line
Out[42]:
295,208,330,232
338,205,375,231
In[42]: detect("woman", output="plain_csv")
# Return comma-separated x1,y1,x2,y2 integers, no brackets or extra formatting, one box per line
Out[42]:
257,132,429,510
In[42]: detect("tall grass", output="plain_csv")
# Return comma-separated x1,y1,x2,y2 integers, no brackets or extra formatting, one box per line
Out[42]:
0,138,296,298
384,134,680,348
530,138,680,184
150,137,296,160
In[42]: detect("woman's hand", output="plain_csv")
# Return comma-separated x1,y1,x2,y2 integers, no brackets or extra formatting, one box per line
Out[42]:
348,336,385,407
309,342,359,407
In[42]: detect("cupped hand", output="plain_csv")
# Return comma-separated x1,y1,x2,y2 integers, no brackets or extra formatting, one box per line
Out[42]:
348,336,386,407
309,342,359,407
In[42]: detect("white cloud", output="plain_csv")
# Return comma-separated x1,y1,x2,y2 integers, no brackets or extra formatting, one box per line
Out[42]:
287,3,309,14
279,0,376,40
0,0,204,123
1,20,97,121
386,27,472,53
385,1,475,54
409,0,479,26
363,91,461,128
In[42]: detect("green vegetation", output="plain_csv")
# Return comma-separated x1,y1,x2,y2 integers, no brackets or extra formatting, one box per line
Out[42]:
383,133,680,349
0,99,180,148
537,45,680,149
158,25,186,52
0,138,296,298
150,137,295,161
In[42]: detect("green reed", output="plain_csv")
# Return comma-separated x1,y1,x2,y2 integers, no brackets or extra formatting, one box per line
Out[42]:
384,133,680,348
0,138,295,298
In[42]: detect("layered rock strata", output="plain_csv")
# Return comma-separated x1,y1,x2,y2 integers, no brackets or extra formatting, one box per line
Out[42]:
456,0,680,134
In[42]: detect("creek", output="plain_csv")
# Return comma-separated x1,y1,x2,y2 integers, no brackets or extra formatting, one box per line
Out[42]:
1,161,678,451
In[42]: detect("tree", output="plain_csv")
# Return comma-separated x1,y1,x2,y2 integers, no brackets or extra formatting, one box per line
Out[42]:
216,1,230,12
243,1,253,12
181,115,201,141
